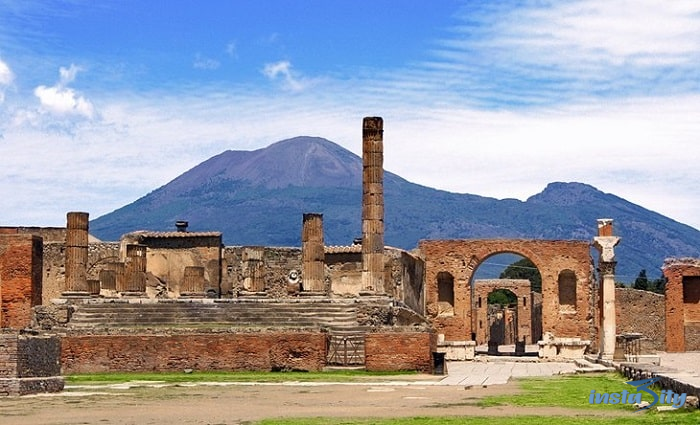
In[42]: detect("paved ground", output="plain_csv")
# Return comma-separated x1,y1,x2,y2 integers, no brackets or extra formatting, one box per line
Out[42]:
440,359,579,386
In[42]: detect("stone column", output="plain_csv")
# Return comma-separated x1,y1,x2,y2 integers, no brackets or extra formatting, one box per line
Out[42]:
361,117,385,293
302,213,325,293
123,244,147,295
593,218,621,360
63,212,90,296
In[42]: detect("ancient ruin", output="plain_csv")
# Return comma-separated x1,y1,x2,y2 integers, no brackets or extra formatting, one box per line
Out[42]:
0,116,697,397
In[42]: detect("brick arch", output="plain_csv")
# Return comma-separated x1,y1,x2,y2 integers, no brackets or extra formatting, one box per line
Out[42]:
419,239,593,342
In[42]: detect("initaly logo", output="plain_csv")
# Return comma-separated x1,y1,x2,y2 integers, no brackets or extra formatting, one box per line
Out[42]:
588,377,687,411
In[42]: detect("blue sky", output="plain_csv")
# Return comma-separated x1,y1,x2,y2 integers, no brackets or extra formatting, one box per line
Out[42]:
1,0,699,232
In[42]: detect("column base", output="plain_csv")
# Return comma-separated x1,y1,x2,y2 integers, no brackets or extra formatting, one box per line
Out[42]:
61,291,90,298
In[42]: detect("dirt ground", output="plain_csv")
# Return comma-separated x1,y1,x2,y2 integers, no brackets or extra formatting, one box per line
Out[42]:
0,376,633,425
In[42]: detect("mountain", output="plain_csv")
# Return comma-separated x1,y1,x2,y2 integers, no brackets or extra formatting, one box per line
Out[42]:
91,136,700,282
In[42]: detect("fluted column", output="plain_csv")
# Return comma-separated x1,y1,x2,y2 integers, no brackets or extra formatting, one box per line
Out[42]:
361,117,385,293
593,218,621,360
302,213,325,292
123,243,147,295
63,212,89,296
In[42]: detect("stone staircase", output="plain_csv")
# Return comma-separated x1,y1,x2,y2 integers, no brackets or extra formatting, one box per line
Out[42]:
66,299,367,332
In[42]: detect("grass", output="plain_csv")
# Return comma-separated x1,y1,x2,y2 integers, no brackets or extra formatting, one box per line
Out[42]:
257,373,700,425
256,416,700,425
478,372,634,409
65,369,419,385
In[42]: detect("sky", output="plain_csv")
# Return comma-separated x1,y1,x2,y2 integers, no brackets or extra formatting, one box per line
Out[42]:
0,0,699,230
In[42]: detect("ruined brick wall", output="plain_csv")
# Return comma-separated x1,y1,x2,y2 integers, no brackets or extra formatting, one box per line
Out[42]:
365,331,435,373
141,235,221,296
42,242,120,304
663,258,700,352
0,235,43,329
472,279,533,344
61,331,327,373
0,333,64,396
419,239,593,342
0,227,66,243
615,287,665,352
222,246,302,297
325,250,362,296
395,250,424,315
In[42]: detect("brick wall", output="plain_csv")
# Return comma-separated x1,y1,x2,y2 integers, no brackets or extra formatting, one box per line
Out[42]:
365,331,434,373
615,287,665,352
663,258,700,352
0,332,64,396
0,234,43,329
61,332,328,373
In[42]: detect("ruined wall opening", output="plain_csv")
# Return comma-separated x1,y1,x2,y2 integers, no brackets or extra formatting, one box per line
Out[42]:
558,269,577,312
486,288,518,346
471,252,543,354
436,271,454,316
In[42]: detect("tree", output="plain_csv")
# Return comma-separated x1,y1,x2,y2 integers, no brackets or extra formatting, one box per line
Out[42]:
499,258,542,293
487,289,517,306
632,269,666,294
633,269,650,291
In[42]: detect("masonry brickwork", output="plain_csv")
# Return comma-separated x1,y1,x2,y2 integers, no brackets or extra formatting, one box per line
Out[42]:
419,239,593,342
472,279,536,344
0,234,43,329
0,333,63,396
615,287,665,352
364,331,435,373
663,258,700,352
61,332,328,373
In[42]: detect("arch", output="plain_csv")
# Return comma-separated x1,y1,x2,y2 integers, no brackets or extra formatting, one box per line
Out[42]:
558,269,577,312
419,239,593,344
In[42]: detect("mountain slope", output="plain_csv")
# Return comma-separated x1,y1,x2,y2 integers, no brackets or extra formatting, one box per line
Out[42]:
91,137,700,282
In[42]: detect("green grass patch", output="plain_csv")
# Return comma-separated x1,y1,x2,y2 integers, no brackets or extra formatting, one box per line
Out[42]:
479,372,641,409
66,369,418,385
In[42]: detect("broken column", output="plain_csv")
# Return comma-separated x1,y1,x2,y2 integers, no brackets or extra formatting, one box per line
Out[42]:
302,213,325,293
123,244,147,296
593,218,621,360
361,117,385,293
63,211,89,296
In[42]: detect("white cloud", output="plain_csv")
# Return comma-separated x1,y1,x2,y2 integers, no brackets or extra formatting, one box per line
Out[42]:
262,60,305,91
226,41,237,58
33,64,94,118
193,54,220,70
0,58,14,102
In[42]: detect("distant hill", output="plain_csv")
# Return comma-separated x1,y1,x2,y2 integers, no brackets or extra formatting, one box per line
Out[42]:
91,136,700,282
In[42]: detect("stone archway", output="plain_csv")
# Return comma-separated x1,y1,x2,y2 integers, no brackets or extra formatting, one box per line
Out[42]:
419,239,594,346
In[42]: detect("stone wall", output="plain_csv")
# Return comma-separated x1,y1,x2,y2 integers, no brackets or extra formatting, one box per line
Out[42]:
0,332,64,396
61,331,328,373
365,331,435,373
0,234,43,329
615,287,665,352
472,279,534,344
419,239,593,343
222,246,303,297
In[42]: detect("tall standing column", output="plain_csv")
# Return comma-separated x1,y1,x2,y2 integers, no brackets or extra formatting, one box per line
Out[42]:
63,211,90,296
361,117,385,293
302,213,325,293
593,218,621,360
